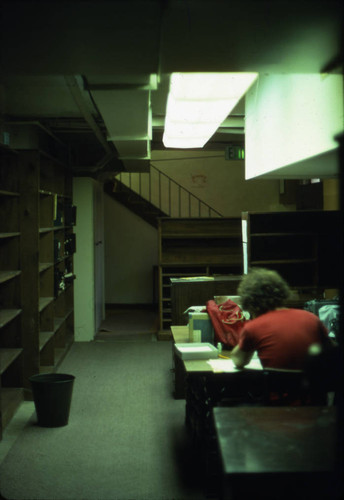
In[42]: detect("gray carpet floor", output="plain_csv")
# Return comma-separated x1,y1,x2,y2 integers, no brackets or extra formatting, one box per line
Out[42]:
95,308,159,341
0,314,207,500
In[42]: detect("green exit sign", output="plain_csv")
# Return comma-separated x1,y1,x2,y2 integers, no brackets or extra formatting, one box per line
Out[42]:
225,144,245,160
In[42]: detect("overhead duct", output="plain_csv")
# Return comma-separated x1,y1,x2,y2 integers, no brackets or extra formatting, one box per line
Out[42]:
89,76,157,173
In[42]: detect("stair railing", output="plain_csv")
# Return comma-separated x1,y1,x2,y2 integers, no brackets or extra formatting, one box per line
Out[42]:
115,165,222,218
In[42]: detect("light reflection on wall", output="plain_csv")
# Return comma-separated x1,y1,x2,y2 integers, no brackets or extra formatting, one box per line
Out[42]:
245,74,343,179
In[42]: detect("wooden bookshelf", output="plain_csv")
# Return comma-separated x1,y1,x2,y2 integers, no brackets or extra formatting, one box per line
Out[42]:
0,139,76,440
157,217,243,336
242,210,341,306
0,144,23,439
19,149,76,379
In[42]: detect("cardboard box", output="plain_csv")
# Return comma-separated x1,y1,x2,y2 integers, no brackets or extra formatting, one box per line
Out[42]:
188,312,214,343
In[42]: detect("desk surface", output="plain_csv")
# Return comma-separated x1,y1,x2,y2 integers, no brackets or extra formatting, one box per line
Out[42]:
213,406,336,475
170,325,189,343
171,325,235,372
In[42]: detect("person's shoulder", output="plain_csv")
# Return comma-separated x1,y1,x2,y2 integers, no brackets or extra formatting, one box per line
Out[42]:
288,308,320,320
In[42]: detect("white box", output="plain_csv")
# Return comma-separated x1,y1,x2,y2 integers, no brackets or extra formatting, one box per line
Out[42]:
174,342,219,360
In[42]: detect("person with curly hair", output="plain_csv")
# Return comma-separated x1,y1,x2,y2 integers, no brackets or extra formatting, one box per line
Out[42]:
231,268,331,369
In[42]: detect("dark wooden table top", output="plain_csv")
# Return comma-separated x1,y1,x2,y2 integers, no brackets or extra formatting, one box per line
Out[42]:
213,406,336,475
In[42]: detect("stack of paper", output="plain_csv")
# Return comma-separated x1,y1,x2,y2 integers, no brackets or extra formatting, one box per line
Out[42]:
174,343,218,360
207,355,263,373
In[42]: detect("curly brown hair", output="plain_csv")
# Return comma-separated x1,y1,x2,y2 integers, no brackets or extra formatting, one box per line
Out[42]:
238,267,291,318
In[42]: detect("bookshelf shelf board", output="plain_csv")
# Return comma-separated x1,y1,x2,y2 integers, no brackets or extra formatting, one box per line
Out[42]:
0,348,23,374
65,308,74,319
0,143,18,154
250,258,317,265
162,272,207,277
0,270,21,284
0,309,22,328
250,232,319,237
0,189,20,197
39,332,54,351
161,258,242,266
39,227,54,234
54,317,65,332
39,189,71,199
39,262,54,273
0,232,20,239
54,309,74,328
39,297,54,313
162,233,241,239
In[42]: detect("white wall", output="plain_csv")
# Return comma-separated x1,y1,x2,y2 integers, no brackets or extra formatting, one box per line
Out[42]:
73,177,96,340
245,74,343,179
104,193,158,304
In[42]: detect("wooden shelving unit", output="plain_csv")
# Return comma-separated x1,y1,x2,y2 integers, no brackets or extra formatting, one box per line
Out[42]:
20,149,76,377
0,143,24,439
158,217,243,336
242,210,341,306
0,141,76,439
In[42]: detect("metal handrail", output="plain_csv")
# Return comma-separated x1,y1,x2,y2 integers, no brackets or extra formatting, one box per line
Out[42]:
116,165,222,218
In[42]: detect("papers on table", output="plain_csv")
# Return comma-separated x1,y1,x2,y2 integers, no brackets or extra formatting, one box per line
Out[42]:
207,355,263,373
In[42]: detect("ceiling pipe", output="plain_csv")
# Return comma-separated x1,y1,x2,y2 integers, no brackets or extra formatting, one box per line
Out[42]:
64,75,114,156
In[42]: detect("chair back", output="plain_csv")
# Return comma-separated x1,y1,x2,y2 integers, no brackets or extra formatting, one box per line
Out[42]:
263,368,315,406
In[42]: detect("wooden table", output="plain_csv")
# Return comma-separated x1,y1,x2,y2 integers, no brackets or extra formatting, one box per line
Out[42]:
170,324,265,497
170,325,233,398
170,325,189,399
213,405,337,500
170,324,262,396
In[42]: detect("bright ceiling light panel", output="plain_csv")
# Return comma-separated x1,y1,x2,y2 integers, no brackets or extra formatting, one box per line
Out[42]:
163,72,258,148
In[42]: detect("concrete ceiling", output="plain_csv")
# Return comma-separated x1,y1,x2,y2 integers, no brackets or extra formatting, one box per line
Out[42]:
0,0,342,178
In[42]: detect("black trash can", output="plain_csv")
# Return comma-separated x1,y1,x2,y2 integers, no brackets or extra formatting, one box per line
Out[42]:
29,373,75,427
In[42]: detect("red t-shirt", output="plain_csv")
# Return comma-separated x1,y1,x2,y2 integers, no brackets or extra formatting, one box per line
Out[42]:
238,308,329,369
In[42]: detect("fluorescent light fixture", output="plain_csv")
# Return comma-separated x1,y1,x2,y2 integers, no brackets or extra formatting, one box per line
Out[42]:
163,72,258,148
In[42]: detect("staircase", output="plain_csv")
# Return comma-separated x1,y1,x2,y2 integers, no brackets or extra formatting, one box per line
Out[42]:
104,179,167,227
105,166,222,227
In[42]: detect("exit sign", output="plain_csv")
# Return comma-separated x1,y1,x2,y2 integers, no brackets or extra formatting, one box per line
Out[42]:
225,144,245,160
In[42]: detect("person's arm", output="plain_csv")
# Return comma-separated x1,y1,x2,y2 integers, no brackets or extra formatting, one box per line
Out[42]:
231,344,255,368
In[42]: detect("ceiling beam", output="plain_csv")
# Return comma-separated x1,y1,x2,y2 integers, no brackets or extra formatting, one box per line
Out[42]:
64,75,114,156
